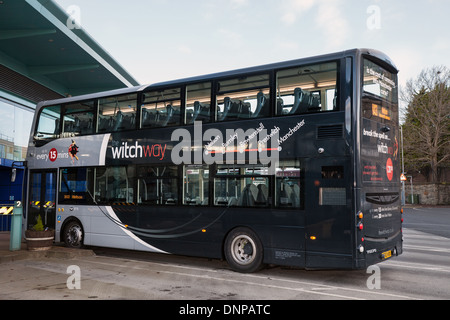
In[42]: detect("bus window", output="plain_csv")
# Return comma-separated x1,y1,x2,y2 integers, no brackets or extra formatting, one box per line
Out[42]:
63,101,95,137
214,164,269,207
98,94,137,132
186,82,211,124
276,62,338,115
216,74,270,122
59,168,95,204
141,88,181,128
138,166,178,205
275,160,302,208
34,105,61,144
95,166,136,204
183,165,209,205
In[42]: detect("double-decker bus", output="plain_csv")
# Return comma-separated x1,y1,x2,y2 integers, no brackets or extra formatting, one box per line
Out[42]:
25,49,402,272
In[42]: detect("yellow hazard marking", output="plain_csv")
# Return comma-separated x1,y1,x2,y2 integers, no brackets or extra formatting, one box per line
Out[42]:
0,207,13,215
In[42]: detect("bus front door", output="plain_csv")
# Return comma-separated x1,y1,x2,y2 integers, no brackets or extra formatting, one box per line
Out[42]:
28,170,57,231
305,158,352,268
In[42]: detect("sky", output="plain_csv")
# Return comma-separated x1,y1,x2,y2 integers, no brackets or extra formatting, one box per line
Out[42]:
53,0,450,90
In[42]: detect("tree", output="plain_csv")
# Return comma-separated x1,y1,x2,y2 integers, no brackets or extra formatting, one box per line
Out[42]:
401,66,450,183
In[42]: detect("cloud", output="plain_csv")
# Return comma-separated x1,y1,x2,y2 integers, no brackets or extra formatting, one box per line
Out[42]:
315,0,350,48
280,0,349,48
230,0,249,9
281,0,318,25
178,45,192,55
218,28,243,46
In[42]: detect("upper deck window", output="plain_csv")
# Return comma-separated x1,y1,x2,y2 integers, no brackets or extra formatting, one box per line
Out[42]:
34,105,61,144
186,82,211,124
98,94,137,132
363,59,397,104
276,61,338,115
63,101,95,136
362,59,398,122
216,74,270,122
141,88,181,128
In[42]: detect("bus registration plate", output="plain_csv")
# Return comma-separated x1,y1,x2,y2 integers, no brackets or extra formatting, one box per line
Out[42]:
381,250,392,260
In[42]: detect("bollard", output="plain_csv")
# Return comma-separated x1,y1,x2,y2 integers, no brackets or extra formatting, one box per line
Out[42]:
9,201,23,251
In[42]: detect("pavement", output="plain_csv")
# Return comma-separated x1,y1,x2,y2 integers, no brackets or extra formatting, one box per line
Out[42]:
0,232,94,264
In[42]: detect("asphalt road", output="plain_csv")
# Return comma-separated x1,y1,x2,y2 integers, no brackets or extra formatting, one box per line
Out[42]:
1,206,449,305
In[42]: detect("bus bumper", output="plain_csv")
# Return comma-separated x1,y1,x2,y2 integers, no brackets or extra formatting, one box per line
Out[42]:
357,234,403,269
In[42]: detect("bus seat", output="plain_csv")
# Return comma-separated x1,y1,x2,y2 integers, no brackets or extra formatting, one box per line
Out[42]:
186,109,194,124
255,184,268,206
113,111,124,131
191,101,202,123
279,182,293,206
291,184,301,208
227,99,241,120
238,102,252,119
142,108,159,127
198,103,210,122
308,96,321,112
168,106,180,126
290,88,303,114
218,97,231,121
158,105,174,127
238,184,258,207
215,197,228,206
276,98,284,115
228,197,238,207
252,92,268,118
73,117,81,132
80,118,93,134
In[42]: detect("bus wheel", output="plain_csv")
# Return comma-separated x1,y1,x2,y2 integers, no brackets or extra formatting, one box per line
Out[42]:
63,221,84,249
224,227,264,273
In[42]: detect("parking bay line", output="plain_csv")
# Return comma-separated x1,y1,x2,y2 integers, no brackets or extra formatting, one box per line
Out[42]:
86,257,420,300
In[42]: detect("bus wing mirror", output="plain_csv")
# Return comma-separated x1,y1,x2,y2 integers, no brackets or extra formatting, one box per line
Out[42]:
11,168,16,183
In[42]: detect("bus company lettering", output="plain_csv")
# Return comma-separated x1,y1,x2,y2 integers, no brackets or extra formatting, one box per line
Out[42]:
171,121,284,174
35,149,69,162
111,141,167,160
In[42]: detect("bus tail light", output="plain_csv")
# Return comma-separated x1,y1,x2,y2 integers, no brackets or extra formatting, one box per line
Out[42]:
358,223,363,230
358,245,364,253
357,211,363,219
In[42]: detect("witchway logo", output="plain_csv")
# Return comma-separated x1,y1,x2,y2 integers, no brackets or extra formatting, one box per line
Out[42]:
111,142,167,160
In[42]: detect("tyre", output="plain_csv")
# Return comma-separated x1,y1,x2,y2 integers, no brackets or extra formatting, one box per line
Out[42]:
224,227,264,273
63,220,84,249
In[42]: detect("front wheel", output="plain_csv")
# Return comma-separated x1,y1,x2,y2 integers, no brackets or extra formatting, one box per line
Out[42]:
63,220,84,249
224,227,264,273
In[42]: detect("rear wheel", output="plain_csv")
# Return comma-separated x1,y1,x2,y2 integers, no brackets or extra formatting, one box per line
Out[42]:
63,220,84,249
224,227,264,273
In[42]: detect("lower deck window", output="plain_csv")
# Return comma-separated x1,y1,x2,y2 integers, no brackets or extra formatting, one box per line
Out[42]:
137,166,178,205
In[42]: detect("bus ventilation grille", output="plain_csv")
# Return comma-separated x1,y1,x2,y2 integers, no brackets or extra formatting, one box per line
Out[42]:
316,124,344,140
366,193,400,205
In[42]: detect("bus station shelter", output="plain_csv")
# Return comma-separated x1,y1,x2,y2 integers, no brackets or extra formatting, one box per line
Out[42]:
0,0,139,231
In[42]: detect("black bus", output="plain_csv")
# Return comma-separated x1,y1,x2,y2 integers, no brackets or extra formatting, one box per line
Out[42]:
26,48,402,272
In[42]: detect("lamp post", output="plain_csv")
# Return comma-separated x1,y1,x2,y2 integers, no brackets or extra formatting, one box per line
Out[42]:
400,126,406,205
407,175,414,204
